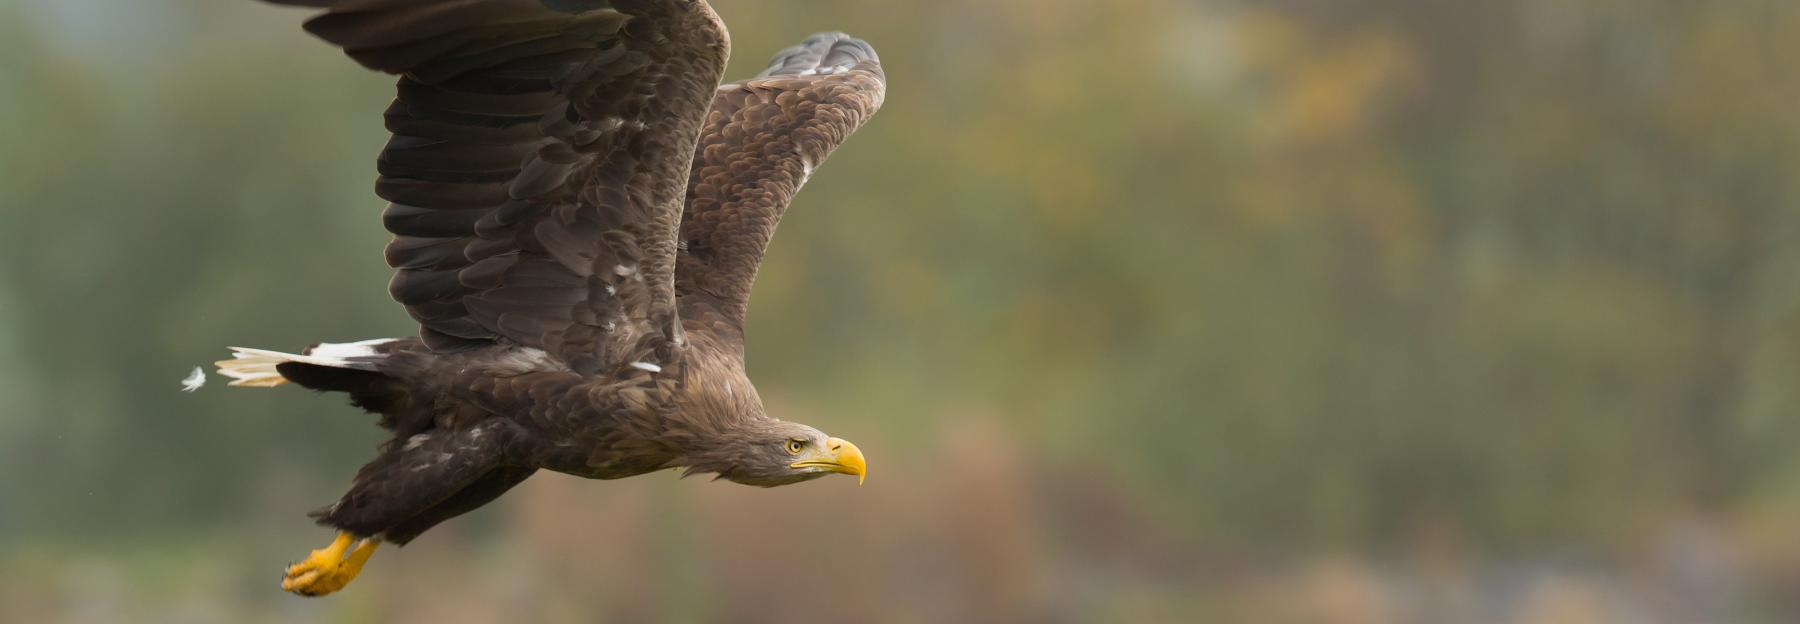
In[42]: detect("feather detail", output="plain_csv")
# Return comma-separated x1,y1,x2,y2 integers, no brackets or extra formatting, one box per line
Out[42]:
674,32,885,340
180,367,207,392
214,339,398,388
274,0,728,374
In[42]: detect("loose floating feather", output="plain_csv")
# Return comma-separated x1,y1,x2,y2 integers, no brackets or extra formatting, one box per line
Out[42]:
180,366,207,392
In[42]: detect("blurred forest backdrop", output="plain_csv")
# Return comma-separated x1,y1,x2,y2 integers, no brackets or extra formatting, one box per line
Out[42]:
4,0,1800,622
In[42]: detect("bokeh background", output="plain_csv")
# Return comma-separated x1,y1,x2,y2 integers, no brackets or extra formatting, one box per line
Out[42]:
4,0,1800,622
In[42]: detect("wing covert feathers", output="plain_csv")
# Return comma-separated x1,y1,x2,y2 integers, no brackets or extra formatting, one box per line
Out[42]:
674,32,886,342
757,32,880,78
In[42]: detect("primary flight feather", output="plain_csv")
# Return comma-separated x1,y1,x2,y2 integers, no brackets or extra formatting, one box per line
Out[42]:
217,0,885,597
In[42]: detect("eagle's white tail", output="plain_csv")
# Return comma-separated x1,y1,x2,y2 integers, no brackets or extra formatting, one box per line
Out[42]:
215,339,397,388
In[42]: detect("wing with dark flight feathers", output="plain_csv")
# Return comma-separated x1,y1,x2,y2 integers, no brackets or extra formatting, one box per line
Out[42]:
674,32,886,345
268,0,729,375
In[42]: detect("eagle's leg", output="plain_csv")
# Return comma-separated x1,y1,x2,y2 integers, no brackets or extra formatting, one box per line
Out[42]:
281,531,380,597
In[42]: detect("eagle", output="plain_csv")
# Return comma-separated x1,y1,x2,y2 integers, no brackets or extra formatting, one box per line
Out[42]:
214,0,884,597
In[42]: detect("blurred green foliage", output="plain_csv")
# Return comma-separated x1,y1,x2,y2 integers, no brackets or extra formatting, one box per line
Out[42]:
3,0,1800,621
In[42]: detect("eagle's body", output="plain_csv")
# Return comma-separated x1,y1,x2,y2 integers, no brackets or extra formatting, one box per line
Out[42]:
217,0,884,596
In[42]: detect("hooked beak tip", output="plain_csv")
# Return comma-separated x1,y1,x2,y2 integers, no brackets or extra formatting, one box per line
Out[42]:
828,437,867,484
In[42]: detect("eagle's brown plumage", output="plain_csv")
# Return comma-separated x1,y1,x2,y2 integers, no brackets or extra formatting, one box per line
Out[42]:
678,33,887,344
218,0,884,596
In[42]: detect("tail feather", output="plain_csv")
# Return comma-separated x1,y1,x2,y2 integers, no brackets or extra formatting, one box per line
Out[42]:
215,348,298,387
215,339,397,388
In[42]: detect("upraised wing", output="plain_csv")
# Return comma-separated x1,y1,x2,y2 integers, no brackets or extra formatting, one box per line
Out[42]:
675,33,886,346
270,0,729,375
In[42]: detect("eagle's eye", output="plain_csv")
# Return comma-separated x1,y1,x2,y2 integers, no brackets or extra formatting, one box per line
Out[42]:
785,439,806,454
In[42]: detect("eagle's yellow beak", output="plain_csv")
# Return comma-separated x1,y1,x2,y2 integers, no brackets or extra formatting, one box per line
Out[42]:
792,437,867,484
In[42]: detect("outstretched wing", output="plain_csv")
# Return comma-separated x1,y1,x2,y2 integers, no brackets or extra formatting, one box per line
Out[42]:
674,33,886,347
269,0,728,375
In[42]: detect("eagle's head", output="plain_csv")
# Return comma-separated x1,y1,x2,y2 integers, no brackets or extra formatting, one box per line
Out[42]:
685,420,868,487
671,348,868,487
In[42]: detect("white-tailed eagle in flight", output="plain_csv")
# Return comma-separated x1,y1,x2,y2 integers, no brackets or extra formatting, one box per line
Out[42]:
215,0,884,597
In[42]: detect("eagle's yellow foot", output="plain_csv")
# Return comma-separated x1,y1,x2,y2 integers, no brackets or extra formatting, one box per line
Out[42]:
281,531,380,597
